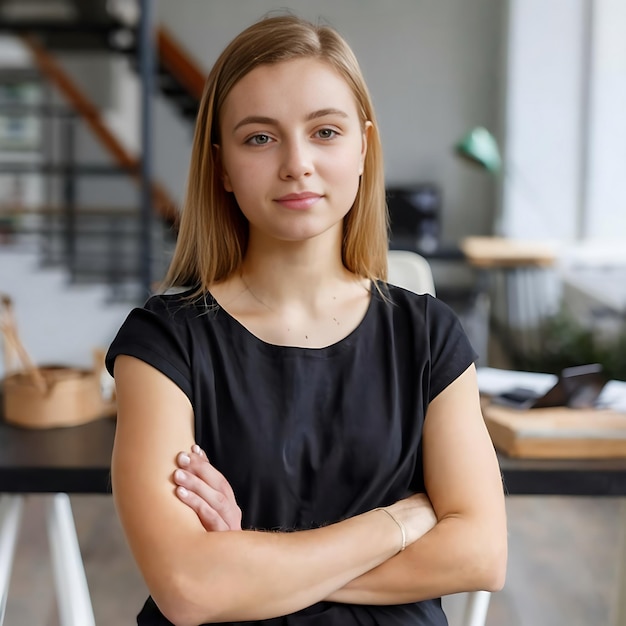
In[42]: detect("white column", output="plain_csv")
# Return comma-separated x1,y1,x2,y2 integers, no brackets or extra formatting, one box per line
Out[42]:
584,0,626,241
501,0,587,241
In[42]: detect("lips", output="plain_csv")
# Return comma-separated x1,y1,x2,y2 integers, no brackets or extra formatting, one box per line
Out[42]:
275,192,322,210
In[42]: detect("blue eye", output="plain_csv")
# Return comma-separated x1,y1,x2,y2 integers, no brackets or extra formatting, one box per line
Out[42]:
247,134,272,145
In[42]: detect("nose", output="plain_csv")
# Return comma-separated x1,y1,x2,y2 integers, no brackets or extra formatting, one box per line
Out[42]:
278,137,313,180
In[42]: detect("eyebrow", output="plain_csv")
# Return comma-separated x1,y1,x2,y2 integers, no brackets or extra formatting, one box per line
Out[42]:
232,108,349,132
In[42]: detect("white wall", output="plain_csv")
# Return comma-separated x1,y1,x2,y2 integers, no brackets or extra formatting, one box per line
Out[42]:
584,0,626,241
156,0,504,241
501,0,626,245
501,0,587,241
0,248,133,379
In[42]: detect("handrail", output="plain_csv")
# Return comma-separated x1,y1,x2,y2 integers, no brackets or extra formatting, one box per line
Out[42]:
157,25,205,101
20,35,177,223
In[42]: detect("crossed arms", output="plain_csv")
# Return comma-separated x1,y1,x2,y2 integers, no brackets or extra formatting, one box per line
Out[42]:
112,355,507,626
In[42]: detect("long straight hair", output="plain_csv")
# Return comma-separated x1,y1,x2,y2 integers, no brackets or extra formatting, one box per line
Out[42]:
162,15,388,292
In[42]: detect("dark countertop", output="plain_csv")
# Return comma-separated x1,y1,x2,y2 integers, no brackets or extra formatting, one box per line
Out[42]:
0,416,115,493
1,413,626,496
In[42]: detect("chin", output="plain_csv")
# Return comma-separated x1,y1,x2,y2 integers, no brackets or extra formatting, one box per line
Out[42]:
259,220,344,245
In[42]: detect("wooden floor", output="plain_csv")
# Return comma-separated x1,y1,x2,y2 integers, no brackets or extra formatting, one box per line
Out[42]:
3,492,621,625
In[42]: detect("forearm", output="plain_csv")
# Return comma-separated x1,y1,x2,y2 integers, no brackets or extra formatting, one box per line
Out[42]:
326,514,507,606
149,507,403,626
113,358,415,624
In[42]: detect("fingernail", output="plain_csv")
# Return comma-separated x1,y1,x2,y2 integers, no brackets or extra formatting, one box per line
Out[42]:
177,486,188,498
174,469,186,483
178,452,190,466
191,444,203,456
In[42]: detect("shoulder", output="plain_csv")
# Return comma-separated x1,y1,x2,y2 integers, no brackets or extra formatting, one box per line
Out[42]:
108,287,214,361
139,287,217,324
145,285,207,311
377,282,458,326
105,287,211,382
378,283,478,398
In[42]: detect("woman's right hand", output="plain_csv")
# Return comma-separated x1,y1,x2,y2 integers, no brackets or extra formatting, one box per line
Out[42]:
383,493,437,549
173,445,242,532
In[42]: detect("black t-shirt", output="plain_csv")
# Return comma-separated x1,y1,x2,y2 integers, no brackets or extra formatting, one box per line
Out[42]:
106,282,477,626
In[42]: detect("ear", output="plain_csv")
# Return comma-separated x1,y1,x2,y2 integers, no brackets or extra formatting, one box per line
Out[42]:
359,121,373,175
213,144,233,192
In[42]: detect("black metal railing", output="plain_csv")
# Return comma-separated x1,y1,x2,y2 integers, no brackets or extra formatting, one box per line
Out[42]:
0,100,174,302
0,0,175,303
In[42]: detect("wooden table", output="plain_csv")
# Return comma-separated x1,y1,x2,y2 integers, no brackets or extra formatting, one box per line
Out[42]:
388,236,560,365
460,236,560,365
460,236,558,269
483,404,626,460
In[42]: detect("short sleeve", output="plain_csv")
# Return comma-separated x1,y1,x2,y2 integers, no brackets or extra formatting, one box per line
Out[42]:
105,296,193,402
425,296,478,401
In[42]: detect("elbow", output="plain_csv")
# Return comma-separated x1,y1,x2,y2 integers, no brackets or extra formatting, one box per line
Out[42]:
159,610,201,626
449,521,507,594
153,592,203,626
480,557,507,592
142,547,257,625
474,539,508,592
150,572,225,626
156,594,221,626
465,512,508,593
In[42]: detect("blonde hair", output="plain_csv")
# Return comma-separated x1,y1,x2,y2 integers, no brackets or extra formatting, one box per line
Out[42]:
163,14,388,292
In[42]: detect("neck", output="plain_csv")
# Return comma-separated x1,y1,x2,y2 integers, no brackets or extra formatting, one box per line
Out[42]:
209,229,372,349
239,233,356,308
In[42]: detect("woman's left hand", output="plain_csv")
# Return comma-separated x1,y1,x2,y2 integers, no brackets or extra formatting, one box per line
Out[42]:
173,445,242,531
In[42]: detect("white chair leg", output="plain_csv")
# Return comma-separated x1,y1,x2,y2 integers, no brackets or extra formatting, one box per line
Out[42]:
613,500,626,625
461,590,492,626
46,494,95,626
0,495,24,626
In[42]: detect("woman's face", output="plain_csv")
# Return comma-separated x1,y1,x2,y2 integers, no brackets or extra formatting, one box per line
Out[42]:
217,58,370,247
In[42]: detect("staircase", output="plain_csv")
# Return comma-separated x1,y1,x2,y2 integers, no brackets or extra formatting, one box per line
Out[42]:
0,0,208,368
0,0,204,122
0,0,206,303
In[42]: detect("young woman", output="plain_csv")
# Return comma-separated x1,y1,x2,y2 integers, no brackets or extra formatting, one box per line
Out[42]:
106,14,507,626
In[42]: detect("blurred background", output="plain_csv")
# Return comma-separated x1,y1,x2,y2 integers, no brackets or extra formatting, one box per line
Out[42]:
0,1,625,624
1,0,625,375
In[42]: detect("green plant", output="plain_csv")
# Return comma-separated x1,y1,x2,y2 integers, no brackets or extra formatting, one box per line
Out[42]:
517,310,626,381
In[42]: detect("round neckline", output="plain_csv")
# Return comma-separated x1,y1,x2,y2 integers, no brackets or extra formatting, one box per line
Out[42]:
208,281,377,356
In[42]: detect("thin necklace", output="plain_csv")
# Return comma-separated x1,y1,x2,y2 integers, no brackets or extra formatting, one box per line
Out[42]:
239,273,343,338
239,272,276,313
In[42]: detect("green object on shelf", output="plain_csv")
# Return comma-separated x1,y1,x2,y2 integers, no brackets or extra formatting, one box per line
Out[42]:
455,126,502,173
520,309,626,382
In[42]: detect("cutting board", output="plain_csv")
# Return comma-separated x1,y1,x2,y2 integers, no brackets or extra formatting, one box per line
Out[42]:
483,404,626,458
